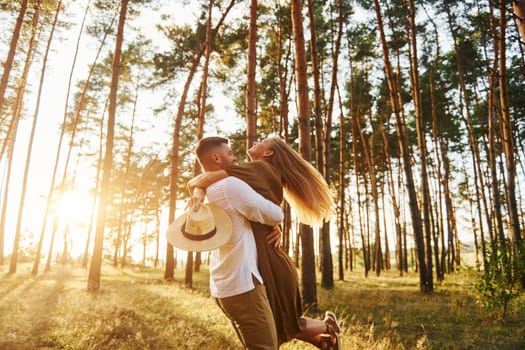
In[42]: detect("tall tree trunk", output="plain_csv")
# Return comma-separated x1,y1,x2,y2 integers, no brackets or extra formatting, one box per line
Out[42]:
195,0,214,274
0,0,28,123
462,159,483,272
513,0,525,46
115,91,137,267
165,46,202,283
0,144,14,267
62,18,114,265
322,0,344,288
186,0,215,287
275,10,292,252
83,113,105,268
246,0,257,149
154,209,160,267
306,0,323,176
0,0,31,264
348,68,368,276
291,0,317,309
486,0,507,266
372,0,430,292
391,26,411,276
22,0,61,274
33,0,98,275
58,0,104,193
335,67,347,279
427,14,449,280
306,0,334,290
499,1,524,287
306,0,324,276
407,0,433,286
8,2,40,274
164,0,235,281
445,1,496,271
429,42,445,280
44,218,58,271
356,86,382,276
338,98,345,281
378,105,402,275
363,178,372,273
346,203,354,271
88,0,129,291
277,24,291,143
380,182,391,269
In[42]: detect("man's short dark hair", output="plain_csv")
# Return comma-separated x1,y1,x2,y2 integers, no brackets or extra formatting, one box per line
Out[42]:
195,136,229,166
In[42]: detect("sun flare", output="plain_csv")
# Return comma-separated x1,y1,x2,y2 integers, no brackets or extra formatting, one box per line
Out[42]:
54,189,95,227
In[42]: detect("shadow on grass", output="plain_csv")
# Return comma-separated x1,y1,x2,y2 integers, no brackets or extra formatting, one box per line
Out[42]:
0,264,239,350
0,269,71,349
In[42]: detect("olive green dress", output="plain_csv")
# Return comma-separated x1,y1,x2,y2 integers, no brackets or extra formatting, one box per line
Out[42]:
225,160,303,345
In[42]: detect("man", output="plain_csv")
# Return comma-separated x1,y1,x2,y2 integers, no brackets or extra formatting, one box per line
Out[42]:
194,136,282,350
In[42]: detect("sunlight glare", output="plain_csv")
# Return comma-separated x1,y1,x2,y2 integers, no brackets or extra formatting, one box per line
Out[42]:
55,189,94,227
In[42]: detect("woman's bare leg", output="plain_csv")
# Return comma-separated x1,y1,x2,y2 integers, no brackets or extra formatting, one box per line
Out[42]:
294,312,341,349
294,317,326,346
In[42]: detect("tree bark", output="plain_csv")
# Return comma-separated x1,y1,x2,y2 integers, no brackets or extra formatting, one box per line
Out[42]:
83,110,105,269
513,0,525,47
355,81,382,276
246,0,257,149
114,91,137,267
291,0,318,309
407,0,433,287
372,0,430,292
24,0,62,274
88,0,129,291
164,0,235,282
499,1,524,288
338,91,345,281
8,2,40,274
306,0,334,290
186,0,215,286
0,0,28,124
427,26,445,280
275,8,292,252
33,0,98,275
444,1,496,272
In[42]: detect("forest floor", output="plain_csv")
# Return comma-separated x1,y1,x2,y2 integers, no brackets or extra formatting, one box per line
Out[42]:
0,262,523,349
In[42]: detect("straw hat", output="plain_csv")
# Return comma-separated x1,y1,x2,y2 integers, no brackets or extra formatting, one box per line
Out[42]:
166,203,232,252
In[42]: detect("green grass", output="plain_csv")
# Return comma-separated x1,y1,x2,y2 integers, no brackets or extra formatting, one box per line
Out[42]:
0,264,523,349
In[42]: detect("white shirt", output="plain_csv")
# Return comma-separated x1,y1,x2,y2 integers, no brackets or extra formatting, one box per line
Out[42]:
205,176,283,298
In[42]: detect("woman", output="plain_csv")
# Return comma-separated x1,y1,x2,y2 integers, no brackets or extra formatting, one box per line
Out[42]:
189,136,340,349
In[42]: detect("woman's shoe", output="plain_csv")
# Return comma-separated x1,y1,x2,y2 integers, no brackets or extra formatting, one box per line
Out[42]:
319,334,339,350
324,311,340,350
324,311,340,334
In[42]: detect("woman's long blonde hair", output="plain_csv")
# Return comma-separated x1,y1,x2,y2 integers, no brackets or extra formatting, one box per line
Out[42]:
266,137,333,226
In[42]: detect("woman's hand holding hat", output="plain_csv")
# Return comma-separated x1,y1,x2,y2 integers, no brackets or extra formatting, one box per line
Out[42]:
189,187,206,212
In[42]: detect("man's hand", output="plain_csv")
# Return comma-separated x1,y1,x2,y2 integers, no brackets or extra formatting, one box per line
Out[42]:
188,187,206,211
266,225,282,248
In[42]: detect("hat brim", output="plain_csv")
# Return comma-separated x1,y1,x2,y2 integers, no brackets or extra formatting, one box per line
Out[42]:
166,203,232,252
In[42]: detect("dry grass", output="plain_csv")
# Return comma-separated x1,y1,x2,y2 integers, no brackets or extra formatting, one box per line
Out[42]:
0,263,523,349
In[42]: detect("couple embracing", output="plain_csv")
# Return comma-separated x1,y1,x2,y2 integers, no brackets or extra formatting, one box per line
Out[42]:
168,136,340,350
